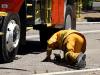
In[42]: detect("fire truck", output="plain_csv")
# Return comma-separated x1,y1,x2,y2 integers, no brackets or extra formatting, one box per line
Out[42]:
0,0,76,62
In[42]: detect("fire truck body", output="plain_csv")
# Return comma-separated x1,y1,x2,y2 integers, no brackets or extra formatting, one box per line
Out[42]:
0,0,24,13
0,0,76,62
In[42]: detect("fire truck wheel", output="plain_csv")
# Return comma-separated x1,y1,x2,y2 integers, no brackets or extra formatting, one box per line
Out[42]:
0,13,20,63
64,5,76,29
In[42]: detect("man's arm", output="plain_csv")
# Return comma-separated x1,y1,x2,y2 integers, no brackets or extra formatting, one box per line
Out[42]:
43,32,58,62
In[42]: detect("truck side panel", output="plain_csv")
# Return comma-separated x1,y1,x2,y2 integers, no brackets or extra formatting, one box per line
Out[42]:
51,0,64,25
0,0,24,13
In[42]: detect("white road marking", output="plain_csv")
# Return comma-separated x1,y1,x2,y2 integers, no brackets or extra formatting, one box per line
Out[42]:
80,30,100,34
33,68,100,75
77,22,100,25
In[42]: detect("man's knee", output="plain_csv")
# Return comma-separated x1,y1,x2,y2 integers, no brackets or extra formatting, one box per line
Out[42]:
64,52,86,68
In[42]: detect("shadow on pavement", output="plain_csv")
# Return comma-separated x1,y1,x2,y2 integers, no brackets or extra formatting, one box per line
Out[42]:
18,40,45,55
85,17,100,22
52,60,85,70
42,59,82,70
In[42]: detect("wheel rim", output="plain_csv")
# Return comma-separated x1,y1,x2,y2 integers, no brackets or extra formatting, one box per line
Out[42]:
65,14,72,29
6,20,20,52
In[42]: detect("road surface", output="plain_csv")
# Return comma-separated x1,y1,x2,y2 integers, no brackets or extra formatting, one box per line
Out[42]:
0,24,100,75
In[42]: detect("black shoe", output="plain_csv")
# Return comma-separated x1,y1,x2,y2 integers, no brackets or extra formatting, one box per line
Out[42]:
75,53,86,69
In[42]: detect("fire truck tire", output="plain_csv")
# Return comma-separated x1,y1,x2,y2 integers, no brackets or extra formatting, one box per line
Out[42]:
64,5,76,29
0,13,20,63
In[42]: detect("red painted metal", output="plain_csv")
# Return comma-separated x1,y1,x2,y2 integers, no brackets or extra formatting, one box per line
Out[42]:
51,0,64,25
0,0,64,25
0,0,24,13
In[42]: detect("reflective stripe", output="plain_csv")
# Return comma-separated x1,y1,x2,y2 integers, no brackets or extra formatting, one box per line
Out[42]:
0,12,8,16
0,32,4,36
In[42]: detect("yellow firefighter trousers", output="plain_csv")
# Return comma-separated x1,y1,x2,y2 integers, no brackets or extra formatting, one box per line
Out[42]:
64,33,86,64
47,30,86,64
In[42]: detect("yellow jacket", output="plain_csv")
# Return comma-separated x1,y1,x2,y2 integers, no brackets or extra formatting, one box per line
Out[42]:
48,29,86,52
47,29,86,63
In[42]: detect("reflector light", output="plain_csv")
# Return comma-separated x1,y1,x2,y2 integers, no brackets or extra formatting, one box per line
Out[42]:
1,4,8,8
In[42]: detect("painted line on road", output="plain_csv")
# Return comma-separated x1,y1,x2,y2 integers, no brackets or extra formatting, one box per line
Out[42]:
80,30,100,34
77,22,100,25
32,68,100,75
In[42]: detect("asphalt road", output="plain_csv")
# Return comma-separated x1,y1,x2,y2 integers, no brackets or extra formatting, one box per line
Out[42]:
0,24,100,75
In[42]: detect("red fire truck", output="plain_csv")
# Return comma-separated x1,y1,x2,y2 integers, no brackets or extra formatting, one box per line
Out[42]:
0,0,76,62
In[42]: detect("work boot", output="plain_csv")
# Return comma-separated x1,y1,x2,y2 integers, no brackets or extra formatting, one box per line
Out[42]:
75,52,86,69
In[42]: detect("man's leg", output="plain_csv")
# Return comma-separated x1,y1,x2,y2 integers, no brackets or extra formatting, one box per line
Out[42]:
64,34,79,63
64,33,86,68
